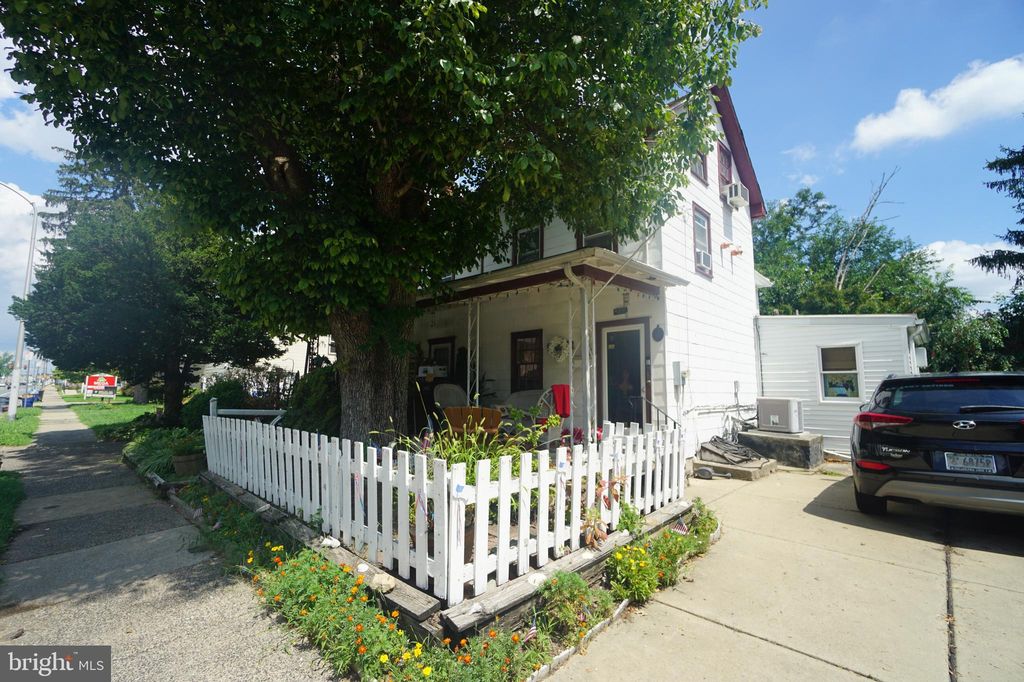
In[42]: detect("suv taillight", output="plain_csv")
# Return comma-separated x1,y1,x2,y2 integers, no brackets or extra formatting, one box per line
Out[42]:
854,412,913,431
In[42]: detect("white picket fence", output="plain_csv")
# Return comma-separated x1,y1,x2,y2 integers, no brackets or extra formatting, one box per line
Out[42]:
202,416,684,606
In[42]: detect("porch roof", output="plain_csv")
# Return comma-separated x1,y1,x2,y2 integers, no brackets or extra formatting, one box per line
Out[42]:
421,247,688,305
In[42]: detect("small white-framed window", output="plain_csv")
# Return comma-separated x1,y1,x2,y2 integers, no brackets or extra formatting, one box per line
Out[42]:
582,231,615,251
819,345,861,400
692,204,712,277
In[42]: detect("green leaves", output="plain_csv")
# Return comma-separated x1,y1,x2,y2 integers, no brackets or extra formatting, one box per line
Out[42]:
1,0,760,340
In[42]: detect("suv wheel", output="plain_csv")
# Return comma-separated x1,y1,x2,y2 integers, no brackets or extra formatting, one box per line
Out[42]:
854,487,887,515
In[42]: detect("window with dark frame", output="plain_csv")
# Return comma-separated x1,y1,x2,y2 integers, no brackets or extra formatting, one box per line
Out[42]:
718,143,733,189
692,204,712,277
513,226,542,265
580,231,616,252
510,329,543,392
691,153,708,184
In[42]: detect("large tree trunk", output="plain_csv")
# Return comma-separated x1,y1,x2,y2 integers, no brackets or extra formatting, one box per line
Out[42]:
163,359,186,426
329,308,411,444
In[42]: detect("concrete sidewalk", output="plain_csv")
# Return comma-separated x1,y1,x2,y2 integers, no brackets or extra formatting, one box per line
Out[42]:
0,390,333,681
554,468,1024,682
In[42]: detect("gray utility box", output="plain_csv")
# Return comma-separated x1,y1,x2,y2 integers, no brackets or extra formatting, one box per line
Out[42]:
757,397,804,433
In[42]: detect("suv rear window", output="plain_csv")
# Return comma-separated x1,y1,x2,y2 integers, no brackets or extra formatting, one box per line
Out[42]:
874,378,1024,414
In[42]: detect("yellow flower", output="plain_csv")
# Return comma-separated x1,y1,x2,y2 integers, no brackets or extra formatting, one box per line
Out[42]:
264,541,271,548
422,667,432,677
379,654,389,663
403,652,411,661
246,557,253,564
614,552,623,560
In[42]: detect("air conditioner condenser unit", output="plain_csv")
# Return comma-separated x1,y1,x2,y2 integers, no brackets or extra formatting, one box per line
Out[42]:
757,397,803,433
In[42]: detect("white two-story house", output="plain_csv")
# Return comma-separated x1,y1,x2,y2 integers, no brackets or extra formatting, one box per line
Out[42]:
413,86,768,458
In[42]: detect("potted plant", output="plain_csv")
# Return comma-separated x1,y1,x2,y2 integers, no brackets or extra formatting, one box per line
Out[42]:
171,432,206,477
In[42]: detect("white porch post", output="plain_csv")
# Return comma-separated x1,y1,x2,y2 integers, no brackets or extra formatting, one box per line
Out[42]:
567,289,574,438
466,300,480,406
581,284,593,442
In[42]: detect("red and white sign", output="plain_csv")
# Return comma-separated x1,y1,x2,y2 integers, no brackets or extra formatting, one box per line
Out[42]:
84,374,118,397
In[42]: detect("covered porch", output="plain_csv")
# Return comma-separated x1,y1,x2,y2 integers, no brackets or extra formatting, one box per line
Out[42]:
413,247,688,441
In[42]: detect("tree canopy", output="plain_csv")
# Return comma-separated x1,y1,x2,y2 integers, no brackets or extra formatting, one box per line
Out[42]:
972,143,1024,287
753,187,1011,372
10,156,280,423
0,0,762,437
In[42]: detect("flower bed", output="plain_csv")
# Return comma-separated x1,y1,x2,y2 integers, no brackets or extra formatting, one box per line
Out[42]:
173,479,718,681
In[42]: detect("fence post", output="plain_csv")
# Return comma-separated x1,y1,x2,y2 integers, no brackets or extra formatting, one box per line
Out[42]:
209,397,218,418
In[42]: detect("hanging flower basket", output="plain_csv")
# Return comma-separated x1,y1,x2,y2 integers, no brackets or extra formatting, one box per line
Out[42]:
546,335,573,363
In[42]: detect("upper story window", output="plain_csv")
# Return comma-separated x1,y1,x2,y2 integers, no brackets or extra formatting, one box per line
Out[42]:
692,204,712,278
820,346,861,400
513,226,542,265
580,231,616,251
718,143,733,189
691,153,708,184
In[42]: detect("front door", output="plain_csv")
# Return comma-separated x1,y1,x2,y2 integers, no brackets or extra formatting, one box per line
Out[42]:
600,324,646,425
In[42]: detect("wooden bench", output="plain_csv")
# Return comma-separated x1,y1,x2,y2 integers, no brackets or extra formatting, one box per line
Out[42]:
443,406,503,438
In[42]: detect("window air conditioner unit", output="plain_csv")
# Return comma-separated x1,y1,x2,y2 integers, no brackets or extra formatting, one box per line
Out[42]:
757,397,803,434
725,182,749,208
696,249,712,271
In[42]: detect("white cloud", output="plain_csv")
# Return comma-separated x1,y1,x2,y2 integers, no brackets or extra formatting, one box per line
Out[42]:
853,56,1024,153
782,143,817,162
0,35,72,161
0,108,71,162
787,173,819,187
0,182,45,351
926,239,1015,304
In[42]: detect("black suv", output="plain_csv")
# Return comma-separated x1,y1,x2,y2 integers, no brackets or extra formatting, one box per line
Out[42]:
851,373,1024,516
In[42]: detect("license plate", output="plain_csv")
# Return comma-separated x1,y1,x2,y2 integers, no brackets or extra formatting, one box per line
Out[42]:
943,452,997,474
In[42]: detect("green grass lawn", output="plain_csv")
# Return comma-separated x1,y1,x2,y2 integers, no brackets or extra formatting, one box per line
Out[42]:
0,407,43,447
69,401,159,440
61,393,134,405
0,471,25,556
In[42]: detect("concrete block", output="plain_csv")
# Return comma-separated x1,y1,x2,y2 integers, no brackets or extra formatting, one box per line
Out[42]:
737,429,824,469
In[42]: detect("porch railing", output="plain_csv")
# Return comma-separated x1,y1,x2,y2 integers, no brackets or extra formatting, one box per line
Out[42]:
202,416,685,606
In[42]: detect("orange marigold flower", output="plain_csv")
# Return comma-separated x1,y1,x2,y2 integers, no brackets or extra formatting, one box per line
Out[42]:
358,645,367,655
300,609,308,616
391,610,399,618
256,588,265,597
389,623,396,631
356,637,362,645
462,655,472,664
360,596,368,602
488,629,496,638
504,658,510,664
511,634,520,643
274,595,282,602
482,642,489,651
252,575,260,582
309,594,317,601
347,597,354,603
460,639,467,646
355,624,364,632
350,587,359,595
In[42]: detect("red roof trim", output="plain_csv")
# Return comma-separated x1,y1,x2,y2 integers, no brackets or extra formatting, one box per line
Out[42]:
710,85,765,219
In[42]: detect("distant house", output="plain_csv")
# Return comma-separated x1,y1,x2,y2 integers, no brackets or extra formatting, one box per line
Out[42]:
755,314,930,453
412,86,770,458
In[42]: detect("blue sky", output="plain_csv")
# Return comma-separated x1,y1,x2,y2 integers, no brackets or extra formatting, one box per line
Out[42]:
2,3,1024,352
730,0,1024,304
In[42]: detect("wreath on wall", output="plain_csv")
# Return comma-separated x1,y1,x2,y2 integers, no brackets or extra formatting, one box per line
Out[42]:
546,336,573,363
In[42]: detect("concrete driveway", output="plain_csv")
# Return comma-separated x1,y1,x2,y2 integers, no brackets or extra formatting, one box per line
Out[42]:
555,467,1024,681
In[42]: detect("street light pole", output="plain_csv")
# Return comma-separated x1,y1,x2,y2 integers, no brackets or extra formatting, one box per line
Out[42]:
0,181,40,421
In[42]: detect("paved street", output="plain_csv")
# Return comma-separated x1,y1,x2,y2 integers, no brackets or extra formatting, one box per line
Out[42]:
555,467,1024,682
0,392,332,681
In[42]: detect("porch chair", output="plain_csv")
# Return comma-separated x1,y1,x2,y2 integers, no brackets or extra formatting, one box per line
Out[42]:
433,383,469,408
442,405,503,439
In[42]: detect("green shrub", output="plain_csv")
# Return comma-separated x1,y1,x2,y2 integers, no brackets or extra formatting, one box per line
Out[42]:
606,543,660,603
617,502,643,537
279,366,341,437
538,570,615,645
181,379,249,431
123,427,204,478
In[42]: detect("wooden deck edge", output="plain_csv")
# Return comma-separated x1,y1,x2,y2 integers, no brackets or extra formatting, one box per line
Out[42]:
440,496,694,635
198,471,442,624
